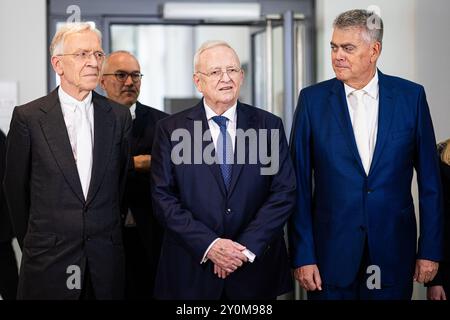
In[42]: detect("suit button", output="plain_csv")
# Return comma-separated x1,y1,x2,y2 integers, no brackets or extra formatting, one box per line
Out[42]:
226,208,232,214
367,189,373,194
86,236,91,241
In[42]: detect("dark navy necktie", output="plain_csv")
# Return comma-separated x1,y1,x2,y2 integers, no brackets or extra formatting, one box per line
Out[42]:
212,116,233,191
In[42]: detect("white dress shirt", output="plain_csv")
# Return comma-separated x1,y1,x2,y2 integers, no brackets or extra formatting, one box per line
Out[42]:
58,87,94,196
204,101,237,152
201,101,255,264
124,103,137,227
129,103,137,120
344,71,379,175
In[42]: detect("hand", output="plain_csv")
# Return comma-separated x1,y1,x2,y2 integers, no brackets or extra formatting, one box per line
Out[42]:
427,285,447,300
206,239,248,273
413,259,439,283
214,264,230,279
294,264,322,291
133,154,151,172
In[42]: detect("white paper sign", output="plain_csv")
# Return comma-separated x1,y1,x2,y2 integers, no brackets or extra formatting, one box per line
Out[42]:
0,81,18,134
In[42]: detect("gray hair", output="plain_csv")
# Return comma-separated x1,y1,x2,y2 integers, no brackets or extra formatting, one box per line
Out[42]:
50,22,102,56
101,50,140,75
193,40,240,72
333,9,383,44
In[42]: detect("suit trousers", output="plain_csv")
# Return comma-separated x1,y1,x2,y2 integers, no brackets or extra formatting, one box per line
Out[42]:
123,226,156,299
79,261,96,300
0,240,18,300
308,236,413,300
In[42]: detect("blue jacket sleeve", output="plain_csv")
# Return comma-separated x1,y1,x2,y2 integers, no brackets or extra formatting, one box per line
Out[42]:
414,86,444,261
288,89,317,268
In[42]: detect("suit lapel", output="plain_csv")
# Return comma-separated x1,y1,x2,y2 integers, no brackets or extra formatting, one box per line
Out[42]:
368,70,395,175
227,102,253,198
86,92,115,205
329,80,366,175
186,101,226,195
131,102,148,152
39,88,85,203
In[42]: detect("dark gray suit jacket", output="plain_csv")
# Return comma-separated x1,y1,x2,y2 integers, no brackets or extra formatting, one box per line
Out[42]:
0,129,13,242
3,88,131,299
123,102,167,267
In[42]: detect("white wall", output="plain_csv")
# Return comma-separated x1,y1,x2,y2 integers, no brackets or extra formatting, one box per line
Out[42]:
316,0,450,300
0,0,47,273
415,0,450,143
0,0,47,106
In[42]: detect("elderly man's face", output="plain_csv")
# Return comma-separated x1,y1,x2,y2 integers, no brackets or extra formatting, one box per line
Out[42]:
55,30,103,93
193,45,243,110
331,27,380,88
100,53,141,107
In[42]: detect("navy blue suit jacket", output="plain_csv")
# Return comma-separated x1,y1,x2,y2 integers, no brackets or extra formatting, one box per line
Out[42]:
289,70,443,287
151,100,296,299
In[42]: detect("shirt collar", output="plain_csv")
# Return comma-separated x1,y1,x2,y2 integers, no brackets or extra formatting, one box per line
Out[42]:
129,103,137,120
58,86,93,112
203,100,237,123
344,70,379,99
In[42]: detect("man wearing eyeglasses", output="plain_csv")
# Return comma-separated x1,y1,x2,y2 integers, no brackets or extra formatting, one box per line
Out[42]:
100,51,168,299
3,23,132,300
151,40,295,299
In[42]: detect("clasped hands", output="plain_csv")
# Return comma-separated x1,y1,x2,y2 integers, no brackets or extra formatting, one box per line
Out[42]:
206,238,248,279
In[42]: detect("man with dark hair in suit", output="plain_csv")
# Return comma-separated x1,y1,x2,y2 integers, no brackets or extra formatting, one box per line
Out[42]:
3,23,131,300
289,9,443,300
0,129,18,300
100,51,168,299
151,40,296,299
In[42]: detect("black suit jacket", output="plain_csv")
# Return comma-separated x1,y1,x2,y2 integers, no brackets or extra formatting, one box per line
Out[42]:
0,129,13,242
3,88,131,300
124,102,168,259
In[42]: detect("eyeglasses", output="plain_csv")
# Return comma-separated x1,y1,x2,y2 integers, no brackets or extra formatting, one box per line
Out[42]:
102,71,144,82
57,50,106,61
196,67,242,81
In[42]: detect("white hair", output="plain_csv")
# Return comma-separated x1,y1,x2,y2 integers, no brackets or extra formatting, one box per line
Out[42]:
50,22,102,56
333,9,383,44
193,40,240,72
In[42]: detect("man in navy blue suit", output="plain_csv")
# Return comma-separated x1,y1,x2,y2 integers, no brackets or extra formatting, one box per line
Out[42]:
289,9,443,299
151,40,296,299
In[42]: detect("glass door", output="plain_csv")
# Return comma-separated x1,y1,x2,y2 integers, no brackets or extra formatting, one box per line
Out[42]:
251,13,306,136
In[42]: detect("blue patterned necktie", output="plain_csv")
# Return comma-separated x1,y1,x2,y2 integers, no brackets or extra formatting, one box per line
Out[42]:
212,116,233,191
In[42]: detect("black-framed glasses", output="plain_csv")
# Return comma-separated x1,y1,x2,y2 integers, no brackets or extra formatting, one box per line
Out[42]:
103,71,144,82
57,50,106,61
196,67,242,81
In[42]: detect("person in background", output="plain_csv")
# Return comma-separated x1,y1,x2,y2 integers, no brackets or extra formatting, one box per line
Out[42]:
427,139,450,300
0,129,18,300
100,51,168,299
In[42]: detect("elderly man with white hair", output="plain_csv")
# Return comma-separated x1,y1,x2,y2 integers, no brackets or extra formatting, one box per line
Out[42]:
151,40,296,299
3,22,131,300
